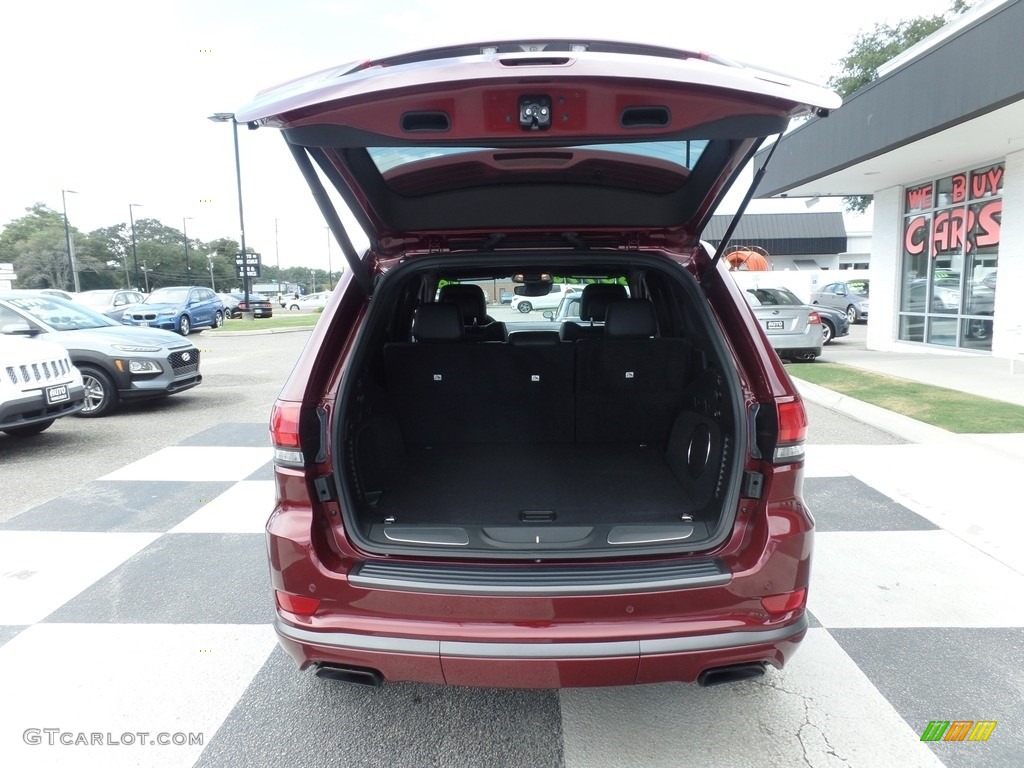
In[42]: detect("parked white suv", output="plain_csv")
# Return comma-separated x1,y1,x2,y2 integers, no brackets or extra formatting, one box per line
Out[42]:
510,282,581,313
0,333,86,436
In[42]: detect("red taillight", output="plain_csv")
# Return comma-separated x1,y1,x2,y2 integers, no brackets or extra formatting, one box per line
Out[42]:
270,400,305,467
275,590,321,616
774,396,807,463
761,588,806,615
808,311,821,325
270,401,302,449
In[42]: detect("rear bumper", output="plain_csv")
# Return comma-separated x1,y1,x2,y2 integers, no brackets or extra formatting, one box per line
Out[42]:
777,346,821,360
274,614,808,688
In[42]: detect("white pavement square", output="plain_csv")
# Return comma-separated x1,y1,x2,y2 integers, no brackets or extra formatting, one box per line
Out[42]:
559,629,944,768
0,623,278,768
0,531,160,624
100,447,273,483
170,481,275,534
810,530,1024,628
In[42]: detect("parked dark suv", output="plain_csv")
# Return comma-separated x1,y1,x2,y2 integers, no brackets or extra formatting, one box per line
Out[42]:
240,40,840,689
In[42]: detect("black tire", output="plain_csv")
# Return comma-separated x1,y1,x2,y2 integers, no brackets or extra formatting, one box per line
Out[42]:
178,315,191,335
821,319,835,345
289,304,300,311
213,311,224,328
846,305,858,324
2,419,55,437
517,301,533,314
78,365,119,417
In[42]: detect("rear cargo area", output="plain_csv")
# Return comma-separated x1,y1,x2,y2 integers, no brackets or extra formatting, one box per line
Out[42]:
341,268,741,557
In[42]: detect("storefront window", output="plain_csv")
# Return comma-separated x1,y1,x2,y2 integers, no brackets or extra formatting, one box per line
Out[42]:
899,163,1002,351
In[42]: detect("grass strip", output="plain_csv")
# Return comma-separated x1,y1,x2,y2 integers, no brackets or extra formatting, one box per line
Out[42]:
210,313,320,331
787,362,1024,433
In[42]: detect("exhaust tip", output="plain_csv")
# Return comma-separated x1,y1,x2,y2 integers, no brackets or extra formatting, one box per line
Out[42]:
697,662,766,687
313,663,384,687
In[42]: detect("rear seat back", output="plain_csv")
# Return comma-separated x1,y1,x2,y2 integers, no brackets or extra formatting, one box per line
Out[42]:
385,299,690,447
385,304,572,444
574,299,690,445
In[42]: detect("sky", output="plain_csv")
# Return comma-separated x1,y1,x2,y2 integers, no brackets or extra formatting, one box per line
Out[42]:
0,0,960,275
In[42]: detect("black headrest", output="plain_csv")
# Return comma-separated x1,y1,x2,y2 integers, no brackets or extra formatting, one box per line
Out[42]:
438,284,487,325
580,284,628,322
605,299,657,339
508,331,560,346
413,303,464,342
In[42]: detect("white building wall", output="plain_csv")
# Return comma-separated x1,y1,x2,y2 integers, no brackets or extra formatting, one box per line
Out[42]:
867,186,902,351
993,149,1024,360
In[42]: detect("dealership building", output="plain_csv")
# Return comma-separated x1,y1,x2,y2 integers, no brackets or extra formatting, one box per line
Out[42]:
755,0,1023,359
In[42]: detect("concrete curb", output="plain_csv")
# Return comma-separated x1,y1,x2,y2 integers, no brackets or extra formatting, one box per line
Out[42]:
208,325,316,337
793,378,958,444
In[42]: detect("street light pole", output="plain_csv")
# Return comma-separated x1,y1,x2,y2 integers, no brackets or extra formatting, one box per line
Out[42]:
208,112,250,318
325,226,333,290
128,203,143,291
61,189,80,292
183,217,194,285
275,217,282,304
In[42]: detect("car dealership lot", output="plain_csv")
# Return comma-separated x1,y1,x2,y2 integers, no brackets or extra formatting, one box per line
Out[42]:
1,328,1022,767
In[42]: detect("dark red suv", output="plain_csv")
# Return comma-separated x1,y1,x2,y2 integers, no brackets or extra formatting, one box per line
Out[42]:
238,40,840,689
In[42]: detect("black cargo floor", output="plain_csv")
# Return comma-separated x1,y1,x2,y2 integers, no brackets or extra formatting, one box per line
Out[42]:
368,443,697,526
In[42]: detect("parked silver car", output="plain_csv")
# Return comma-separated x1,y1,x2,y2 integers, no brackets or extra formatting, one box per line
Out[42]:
75,289,147,321
810,279,869,324
743,287,823,362
0,292,202,416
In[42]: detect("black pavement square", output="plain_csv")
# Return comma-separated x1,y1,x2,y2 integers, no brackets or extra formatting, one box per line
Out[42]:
244,461,275,481
43,533,274,625
831,627,1024,768
179,423,270,447
804,476,938,532
0,625,26,649
195,646,564,768
0,481,235,533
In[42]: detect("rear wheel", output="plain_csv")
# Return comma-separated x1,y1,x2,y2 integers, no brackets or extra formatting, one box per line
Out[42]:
2,419,55,437
78,366,118,417
821,319,834,345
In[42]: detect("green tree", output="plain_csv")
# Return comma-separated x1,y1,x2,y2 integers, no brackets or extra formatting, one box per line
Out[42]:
203,237,245,292
0,203,107,290
85,224,134,289
828,1,972,213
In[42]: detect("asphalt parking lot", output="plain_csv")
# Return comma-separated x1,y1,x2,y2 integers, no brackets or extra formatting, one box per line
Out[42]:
1,323,1021,767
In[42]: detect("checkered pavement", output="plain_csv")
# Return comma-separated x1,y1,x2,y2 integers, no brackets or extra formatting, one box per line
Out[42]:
1,422,1022,767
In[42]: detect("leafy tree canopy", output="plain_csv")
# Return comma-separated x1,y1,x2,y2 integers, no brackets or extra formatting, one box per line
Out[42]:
828,1,973,212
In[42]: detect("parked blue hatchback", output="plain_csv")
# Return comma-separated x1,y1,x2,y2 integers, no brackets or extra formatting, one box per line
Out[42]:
122,286,225,335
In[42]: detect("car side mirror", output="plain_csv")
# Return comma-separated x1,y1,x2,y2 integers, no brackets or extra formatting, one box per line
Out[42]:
1,323,40,337
542,310,555,321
